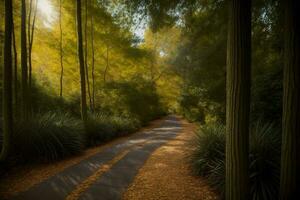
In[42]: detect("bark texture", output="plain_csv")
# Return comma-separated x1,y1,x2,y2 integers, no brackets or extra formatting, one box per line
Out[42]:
280,0,300,199
225,0,251,199
12,17,18,109
1,0,13,161
104,44,109,82
91,0,95,111
21,0,28,119
59,0,64,97
28,0,38,96
76,0,88,121
84,0,92,109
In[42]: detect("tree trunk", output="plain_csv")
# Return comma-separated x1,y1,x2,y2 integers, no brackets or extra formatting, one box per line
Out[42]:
280,0,300,198
0,32,3,70
104,44,109,82
59,0,64,97
0,0,13,161
27,0,32,90
12,16,18,111
76,0,87,121
28,0,38,111
91,0,95,112
225,0,251,199
84,0,92,109
21,0,28,120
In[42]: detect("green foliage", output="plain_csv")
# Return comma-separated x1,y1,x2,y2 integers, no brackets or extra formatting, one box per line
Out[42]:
85,114,140,146
85,114,118,145
12,112,85,161
30,80,82,117
251,67,282,123
192,123,225,176
172,0,282,125
3,110,143,161
100,80,165,123
171,1,227,122
191,122,281,200
110,116,141,134
179,87,207,122
249,122,281,200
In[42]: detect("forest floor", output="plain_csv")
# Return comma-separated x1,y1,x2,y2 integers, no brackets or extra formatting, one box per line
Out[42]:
0,116,217,200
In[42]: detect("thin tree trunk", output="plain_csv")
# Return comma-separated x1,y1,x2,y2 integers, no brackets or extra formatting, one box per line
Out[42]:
280,0,299,198
0,0,13,161
0,31,3,67
76,0,87,121
225,0,251,199
27,0,33,56
91,0,95,112
12,16,18,111
28,0,38,99
59,0,64,97
104,44,109,82
84,0,92,109
21,0,28,120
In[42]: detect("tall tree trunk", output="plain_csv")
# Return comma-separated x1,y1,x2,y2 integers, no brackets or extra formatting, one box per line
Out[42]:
0,31,3,73
76,0,87,121
225,0,251,199
59,0,64,97
104,44,109,82
0,32,3,69
84,0,92,109
27,0,32,89
0,0,13,161
280,0,299,198
12,16,18,111
21,0,28,120
28,0,38,111
91,0,95,112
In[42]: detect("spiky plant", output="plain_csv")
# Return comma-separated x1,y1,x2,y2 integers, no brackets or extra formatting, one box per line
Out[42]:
191,122,280,200
13,112,85,161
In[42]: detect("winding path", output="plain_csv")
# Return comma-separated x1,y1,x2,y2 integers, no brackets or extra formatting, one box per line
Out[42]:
12,116,182,200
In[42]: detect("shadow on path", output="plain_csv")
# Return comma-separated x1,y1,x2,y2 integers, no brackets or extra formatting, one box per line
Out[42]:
12,116,182,200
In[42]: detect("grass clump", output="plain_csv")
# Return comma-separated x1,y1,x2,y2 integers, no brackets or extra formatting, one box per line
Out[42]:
12,112,85,161
3,112,142,161
191,122,280,200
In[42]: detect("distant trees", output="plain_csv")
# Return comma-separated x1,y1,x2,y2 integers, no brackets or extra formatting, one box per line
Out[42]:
76,0,88,121
0,0,13,161
0,0,168,163
225,0,251,199
280,0,299,198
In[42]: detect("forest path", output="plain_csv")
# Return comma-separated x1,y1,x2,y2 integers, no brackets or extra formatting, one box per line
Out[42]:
8,116,181,200
4,116,217,200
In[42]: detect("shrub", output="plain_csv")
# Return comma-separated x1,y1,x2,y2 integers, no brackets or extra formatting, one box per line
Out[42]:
191,122,281,200
85,114,141,146
110,116,140,135
249,122,281,199
192,123,225,176
100,80,165,124
12,112,85,161
85,114,117,145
